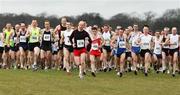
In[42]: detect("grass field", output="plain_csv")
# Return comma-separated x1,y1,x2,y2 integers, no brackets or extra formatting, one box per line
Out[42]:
0,69,179,95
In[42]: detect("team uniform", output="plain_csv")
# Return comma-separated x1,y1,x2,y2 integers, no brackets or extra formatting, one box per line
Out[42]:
19,30,28,51
140,34,153,57
28,27,40,51
169,34,179,57
116,36,126,57
130,32,141,54
69,29,91,56
90,36,102,57
62,29,73,53
4,29,14,52
55,25,66,51
153,36,163,59
10,32,19,52
162,35,169,56
102,31,111,52
40,29,53,52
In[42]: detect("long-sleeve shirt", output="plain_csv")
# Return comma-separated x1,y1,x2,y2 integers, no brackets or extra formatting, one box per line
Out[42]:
69,29,91,49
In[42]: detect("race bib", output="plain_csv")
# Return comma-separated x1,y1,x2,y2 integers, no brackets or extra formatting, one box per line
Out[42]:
77,40,84,48
32,36,38,40
143,43,149,46
20,36,26,43
171,42,177,48
156,47,160,50
43,34,50,41
119,42,125,48
92,43,99,50
105,40,110,46
0,41,3,47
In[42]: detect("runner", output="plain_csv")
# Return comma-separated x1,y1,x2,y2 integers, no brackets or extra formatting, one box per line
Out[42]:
3,23,14,69
161,27,170,73
165,27,179,77
10,24,20,69
19,23,28,69
40,20,53,70
111,27,120,74
152,31,163,73
89,26,103,77
129,24,141,75
69,21,91,79
54,17,67,70
139,25,153,76
26,20,41,70
111,27,128,77
61,22,74,73
102,25,112,72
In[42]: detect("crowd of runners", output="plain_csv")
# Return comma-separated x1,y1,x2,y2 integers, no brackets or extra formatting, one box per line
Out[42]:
0,17,180,79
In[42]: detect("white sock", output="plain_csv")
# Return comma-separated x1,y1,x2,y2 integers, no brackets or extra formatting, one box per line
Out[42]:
91,63,95,72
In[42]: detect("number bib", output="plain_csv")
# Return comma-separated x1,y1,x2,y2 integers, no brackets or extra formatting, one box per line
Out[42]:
0,41,3,47
105,40,110,46
20,36,26,43
43,34,50,41
92,43,99,50
119,42,125,48
77,40,84,48
156,47,160,50
171,42,177,48
143,43,149,46
32,36,38,41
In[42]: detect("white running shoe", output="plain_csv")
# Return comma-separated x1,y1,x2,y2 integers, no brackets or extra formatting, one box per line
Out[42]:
117,72,120,76
79,73,84,79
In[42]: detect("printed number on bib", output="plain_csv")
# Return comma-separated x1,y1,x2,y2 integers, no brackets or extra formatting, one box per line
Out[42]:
156,47,161,50
32,36,38,40
143,43,149,46
77,40,84,48
43,34,50,41
20,36,26,42
105,40,110,46
92,43,99,50
119,42,125,48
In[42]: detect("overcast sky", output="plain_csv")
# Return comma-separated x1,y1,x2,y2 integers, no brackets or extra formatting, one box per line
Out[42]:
0,0,179,19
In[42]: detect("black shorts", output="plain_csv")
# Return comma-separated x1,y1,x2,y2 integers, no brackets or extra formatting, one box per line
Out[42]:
102,46,111,52
140,49,152,57
53,51,58,55
28,42,40,51
126,52,132,59
162,48,169,56
19,43,28,51
41,44,51,51
64,45,73,53
4,45,10,52
0,47,4,53
169,48,178,56
154,54,162,59
10,44,19,52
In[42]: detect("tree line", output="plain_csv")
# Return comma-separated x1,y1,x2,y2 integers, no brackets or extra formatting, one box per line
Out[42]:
0,8,180,32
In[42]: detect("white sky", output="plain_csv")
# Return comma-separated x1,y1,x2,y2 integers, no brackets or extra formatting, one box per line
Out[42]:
0,0,179,19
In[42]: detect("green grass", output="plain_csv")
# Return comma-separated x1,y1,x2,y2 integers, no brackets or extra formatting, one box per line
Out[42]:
0,69,179,95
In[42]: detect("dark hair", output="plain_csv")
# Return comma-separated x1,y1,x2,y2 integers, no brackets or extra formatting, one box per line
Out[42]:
143,25,149,28
119,27,124,31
